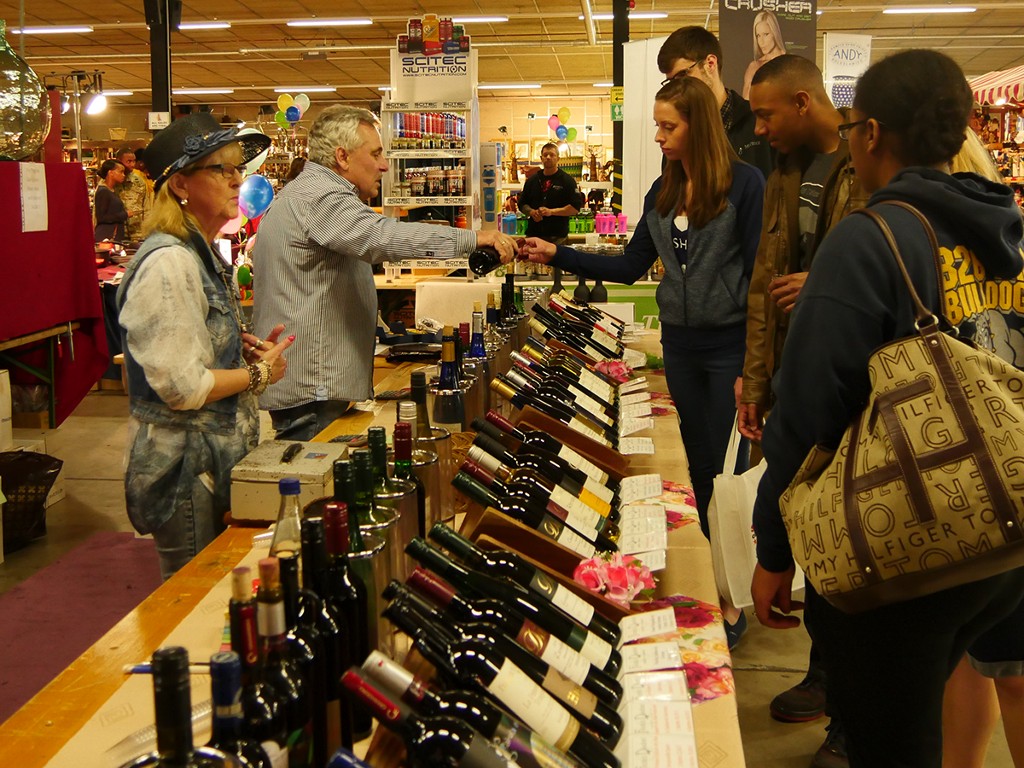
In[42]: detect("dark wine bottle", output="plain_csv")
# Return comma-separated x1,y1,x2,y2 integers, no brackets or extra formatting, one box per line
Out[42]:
468,302,487,359
393,421,427,538
469,246,503,276
227,567,287,759
207,652,273,768
118,647,237,768
256,558,313,768
490,375,615,449
341,669,516,768
434,325,465,432
409,370,433,439
502,368,617,441
427,523,623,652
382,603,619,768
362,650,586,768
404,538,618,672
509,349,619,414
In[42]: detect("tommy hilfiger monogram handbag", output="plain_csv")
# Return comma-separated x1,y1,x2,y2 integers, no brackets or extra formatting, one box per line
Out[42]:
780,202,1024,613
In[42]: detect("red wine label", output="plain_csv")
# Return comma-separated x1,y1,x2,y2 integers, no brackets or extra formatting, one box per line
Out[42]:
493,716,582,768
541,667,599,719
516,619,591,685
486,659,579,753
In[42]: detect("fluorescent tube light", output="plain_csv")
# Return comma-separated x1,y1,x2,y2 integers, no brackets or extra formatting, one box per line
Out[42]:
286,18,373,27
452,16,508,23
173,88,235,95
593,82,613,87
10,25,93,34
479,83,541,90
578,12,668,20
103,90,134,96
882,6,975,12
178,22,232,30
273,86,337,93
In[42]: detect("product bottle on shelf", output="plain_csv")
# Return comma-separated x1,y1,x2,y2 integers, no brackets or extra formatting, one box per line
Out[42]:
404,538,619,671
409,370,433,439
520,337,620,400
118,647,237,768
227,567,287,761
269,478,303,561
484,292,507,348
468,301,487,359
393,421,427,538
340,669,516,768
491,373,617,448
278,554,328,768
433,326,465,432
256,558,313,767
505,362,617,427
509,349,619,412
428,522,622,649
362,650,587,768
207,652,273,768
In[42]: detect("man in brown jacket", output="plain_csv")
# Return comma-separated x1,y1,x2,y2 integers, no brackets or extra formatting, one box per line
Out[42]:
739,55,868,768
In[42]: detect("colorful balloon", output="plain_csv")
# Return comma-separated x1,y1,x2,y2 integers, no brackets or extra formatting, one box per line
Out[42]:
275,110,289,129
294,93,311,113
566,127,578,142
277,94,294,111
285,105,301,124
555,125,568,140
221,210,247,236
238,174,275,219
236,264,252,286
547,114,560,131
557,107,571,124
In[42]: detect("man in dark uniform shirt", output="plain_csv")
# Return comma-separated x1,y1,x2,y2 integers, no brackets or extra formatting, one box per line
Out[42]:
518,142,580,246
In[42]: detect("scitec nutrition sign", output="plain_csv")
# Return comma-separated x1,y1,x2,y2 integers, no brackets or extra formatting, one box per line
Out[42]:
390,50,477,103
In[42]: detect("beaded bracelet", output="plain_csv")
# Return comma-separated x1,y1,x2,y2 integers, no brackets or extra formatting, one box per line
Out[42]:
246,361,272,396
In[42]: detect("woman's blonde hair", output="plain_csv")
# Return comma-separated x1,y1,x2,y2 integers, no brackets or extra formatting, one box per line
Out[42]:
752,10,785,60
143,182,201,241
654,77,737,228
951,129,1003,183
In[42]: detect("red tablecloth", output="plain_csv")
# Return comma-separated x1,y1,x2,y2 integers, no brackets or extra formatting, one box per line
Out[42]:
0,163,109,425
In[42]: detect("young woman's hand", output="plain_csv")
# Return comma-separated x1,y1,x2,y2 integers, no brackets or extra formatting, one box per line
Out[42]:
242,323,285,364
520,237,557,264
259,333,294,385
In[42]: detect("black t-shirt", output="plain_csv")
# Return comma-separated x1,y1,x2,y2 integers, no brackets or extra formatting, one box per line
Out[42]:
798,151,838,269
519,168,579,241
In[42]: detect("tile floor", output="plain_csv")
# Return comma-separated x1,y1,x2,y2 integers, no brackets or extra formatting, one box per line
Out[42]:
0,391,1014,766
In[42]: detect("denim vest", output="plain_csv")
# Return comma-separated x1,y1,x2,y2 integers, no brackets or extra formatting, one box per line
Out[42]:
117,231,242,436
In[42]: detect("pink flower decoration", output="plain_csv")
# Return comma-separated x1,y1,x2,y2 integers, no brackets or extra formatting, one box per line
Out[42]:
593,359,633,383
572,551,658,608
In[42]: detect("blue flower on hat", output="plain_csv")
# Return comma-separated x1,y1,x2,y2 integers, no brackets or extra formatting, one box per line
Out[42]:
183,134,207,155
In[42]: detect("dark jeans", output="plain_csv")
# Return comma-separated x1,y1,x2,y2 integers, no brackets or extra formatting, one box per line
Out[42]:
806,568,1024,767
661,329,747,538
270,400,351,441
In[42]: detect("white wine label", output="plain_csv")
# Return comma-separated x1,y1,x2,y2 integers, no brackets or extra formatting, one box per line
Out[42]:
555,524,597,557
572,390,612,425
618,641,683,678
550,484,604,521
582,477,615,506
487,659,578,753
256,602,287,638
621,402,653,419
620,391,652,405
546,581,596,626
567,417,610,447
618,437,656,455
541,667,598,719
618,416,654,437
591,328,619,351
619,474,663,505
493,716,581,768
580,628,614,669
557,444,609,484
538,634,592,686
578,369,615,401
618,607,677,645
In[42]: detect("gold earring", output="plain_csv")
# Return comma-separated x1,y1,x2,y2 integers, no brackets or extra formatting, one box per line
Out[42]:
180,197,188,206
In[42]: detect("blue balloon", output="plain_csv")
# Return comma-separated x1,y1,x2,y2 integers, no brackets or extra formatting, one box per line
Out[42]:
239,174,275,218
555,125,568,140
285,105,301,123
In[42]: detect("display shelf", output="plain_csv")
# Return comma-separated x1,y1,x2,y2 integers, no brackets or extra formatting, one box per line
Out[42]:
383,195,472,207
380,100,472,111
385,148,471,159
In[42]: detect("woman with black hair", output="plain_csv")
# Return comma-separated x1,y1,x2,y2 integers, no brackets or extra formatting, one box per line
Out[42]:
94,159,128,242
750,49,1024,766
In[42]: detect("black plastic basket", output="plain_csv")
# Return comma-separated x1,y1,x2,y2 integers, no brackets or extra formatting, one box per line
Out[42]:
0,451,63,553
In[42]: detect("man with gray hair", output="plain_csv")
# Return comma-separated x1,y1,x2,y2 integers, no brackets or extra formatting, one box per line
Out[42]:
253,105,516,439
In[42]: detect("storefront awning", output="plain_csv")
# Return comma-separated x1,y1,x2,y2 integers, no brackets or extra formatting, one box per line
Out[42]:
971,64,1024,105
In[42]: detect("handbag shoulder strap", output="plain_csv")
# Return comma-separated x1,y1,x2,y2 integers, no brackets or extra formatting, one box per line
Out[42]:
851,204,942,330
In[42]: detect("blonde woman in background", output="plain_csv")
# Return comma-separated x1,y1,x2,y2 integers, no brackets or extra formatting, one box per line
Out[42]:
742,10,786,99
941,127,1024,768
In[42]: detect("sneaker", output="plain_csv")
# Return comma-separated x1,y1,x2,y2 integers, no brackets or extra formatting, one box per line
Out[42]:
770,670,827,722
811,720,848,768
725,611,748,650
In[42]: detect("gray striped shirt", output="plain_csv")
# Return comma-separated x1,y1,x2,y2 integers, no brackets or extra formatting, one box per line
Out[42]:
252,162,477,409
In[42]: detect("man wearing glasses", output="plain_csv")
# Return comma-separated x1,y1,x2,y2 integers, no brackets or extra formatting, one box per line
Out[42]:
657,26,774,179
739,54,869,768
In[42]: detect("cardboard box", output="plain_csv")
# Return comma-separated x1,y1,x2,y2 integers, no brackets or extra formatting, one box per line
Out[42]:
0,369,12,452
230,440,349,523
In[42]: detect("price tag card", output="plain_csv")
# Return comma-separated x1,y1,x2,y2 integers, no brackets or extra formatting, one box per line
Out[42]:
619,504,666,521
618,437,656,455
619,416,654,437
618,527,668,555
626,699,696,736
614,732,700,768
621,402,653,419
632,548,666,571
620,392,652,405
619,474,663,505
619,607,677,645
619,512,666,538
623,670,691,704
619,641,683,677
623,348,648,369
620,377,649,394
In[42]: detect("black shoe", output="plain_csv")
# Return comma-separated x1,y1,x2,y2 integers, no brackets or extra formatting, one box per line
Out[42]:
770,670,827,722
725,611,748,650
811,720,848,768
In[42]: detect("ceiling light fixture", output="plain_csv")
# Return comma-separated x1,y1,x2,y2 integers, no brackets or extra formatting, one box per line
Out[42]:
273,86,337,93
593,82,613,87
178,21,232,30
85,92,107,115
60,95,71,114
451,16,509,23
103,90,134,96
882,5,975,12
578,12,668,20
286,18,373,27
479,83,541,90
10,25,93,34
173,88,235,95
